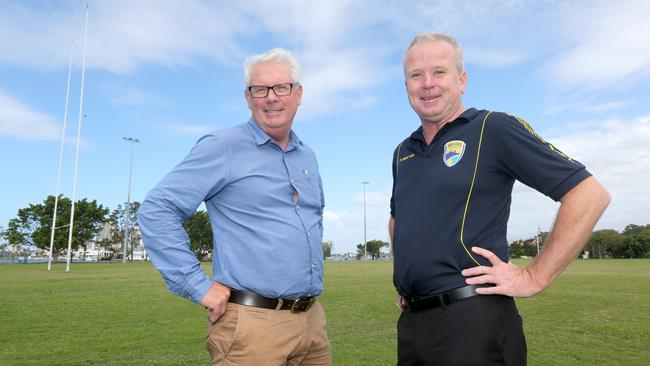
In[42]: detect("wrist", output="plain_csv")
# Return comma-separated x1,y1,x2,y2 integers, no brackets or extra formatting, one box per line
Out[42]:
522,266,548,295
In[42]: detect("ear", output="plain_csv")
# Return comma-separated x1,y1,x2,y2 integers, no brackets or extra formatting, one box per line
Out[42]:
459,71,468,95
295,84,303,106
244,89,254,110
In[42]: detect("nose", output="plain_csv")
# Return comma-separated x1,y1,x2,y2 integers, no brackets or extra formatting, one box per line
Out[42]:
265,89,280,102
422,72,435,89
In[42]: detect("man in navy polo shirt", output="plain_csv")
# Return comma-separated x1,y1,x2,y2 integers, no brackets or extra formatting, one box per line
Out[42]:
389,32,610,365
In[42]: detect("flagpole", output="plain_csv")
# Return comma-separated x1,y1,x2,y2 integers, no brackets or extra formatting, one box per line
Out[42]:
48,43,74,271
66,4,89,272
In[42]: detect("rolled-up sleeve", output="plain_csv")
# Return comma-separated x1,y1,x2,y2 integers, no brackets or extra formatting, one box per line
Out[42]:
137,134,230,303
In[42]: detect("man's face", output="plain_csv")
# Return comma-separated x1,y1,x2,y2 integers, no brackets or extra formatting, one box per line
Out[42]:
404,40,467,125
245,61,302,136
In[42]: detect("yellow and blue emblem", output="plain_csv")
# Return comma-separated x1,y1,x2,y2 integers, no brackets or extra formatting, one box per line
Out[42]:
443,140,466,167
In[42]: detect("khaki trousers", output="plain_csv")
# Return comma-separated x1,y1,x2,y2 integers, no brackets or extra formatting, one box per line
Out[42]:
206,301,331,366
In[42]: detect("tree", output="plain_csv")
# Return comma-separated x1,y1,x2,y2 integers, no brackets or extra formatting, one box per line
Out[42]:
356,239,389,260
183,210,213,261
620,225,650,258
622,224,650,236
508,238,537,258
585,229,621,258
0,225,16,262
1,195,108,260
322,241,333,259
106,202,142,261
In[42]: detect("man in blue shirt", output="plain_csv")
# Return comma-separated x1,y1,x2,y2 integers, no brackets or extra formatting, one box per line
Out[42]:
138,48,330,365
389,32,610,365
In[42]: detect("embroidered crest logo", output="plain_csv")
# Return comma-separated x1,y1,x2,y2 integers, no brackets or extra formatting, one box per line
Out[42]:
443,140,466,167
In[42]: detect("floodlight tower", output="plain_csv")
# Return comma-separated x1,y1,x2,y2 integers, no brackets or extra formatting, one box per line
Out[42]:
361,181,369,259
122,137,140,263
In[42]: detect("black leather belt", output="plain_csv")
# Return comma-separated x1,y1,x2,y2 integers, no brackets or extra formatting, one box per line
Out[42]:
403,285,488,312
228,289,315,312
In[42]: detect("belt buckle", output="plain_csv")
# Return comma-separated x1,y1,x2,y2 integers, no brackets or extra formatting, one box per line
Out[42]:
290,297,314,312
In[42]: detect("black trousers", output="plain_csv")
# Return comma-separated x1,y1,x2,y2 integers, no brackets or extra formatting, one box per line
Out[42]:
397,295,527,366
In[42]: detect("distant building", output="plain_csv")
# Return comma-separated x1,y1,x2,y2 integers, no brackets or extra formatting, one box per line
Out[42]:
72,222,147,261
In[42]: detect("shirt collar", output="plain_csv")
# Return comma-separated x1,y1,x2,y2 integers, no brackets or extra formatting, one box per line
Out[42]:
409,108,478,143
247,118,303,150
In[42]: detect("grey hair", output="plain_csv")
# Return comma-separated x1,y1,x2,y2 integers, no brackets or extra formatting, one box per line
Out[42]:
403,31,464,74
243,48,301,87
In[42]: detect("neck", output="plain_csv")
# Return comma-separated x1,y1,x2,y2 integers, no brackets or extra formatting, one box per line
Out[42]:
421,106,465,145
267,127,292,150
275,135,290,150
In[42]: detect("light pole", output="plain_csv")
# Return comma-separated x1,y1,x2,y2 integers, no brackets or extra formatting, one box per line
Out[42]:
361,181,369,259
122,137,140,263
536,226,541,257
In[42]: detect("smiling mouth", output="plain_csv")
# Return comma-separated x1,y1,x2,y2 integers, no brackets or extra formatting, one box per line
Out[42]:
420,95,440,101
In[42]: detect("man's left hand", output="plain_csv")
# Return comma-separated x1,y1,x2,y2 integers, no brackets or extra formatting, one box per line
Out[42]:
461,246,544,298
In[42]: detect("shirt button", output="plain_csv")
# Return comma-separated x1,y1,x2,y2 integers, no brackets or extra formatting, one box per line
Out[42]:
308,233,311,237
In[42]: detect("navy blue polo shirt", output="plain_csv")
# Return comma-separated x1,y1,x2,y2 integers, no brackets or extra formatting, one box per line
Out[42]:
390,108,591,297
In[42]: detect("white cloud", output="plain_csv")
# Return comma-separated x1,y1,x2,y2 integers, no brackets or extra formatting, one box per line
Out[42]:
541,0,650,91
323,208,391,255
0,1,394,118
324,189,392,254
101,84,162,107
167,123,215,136
0,91,61,140
352,190,391,207
581,101,633,114
546,99,633,116
0,1,251,73
235,0,393,117
85,1,251,73
464,47,528,68
509,115,650,239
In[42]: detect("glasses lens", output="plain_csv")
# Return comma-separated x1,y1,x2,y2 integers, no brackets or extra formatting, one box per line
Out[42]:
250,86,268,98
249,83,294,98
273,83,292,96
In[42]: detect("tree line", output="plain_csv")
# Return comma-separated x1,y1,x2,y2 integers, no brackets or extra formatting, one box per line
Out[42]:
509,224,650,259
2,195,649,261
0,195,141,261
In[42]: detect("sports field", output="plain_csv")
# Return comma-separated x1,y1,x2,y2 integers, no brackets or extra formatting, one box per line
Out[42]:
1,259,648,365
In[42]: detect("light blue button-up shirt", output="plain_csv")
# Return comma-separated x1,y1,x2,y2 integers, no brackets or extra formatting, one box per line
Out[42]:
138,119,325,303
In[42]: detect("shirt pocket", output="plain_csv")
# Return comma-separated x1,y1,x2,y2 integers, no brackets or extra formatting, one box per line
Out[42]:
295,168,322,209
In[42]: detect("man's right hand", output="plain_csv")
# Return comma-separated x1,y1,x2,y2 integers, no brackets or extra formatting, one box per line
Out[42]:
396,294,405,312
200,280,231,324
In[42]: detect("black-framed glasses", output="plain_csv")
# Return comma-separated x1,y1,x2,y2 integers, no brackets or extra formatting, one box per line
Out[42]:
248,83,298,98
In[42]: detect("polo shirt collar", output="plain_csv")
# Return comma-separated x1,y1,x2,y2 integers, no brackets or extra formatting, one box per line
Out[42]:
409,108,479,143
247,118,303,150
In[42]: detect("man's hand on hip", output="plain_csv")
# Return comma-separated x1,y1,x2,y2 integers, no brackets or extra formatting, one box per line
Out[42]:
396,294,405,312
461,246,544,298
200,280,231,324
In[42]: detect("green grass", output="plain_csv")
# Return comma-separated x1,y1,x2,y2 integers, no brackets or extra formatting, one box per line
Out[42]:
0,260,648,365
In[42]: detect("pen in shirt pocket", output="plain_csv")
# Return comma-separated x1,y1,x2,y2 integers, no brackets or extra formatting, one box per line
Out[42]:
303,169,310,181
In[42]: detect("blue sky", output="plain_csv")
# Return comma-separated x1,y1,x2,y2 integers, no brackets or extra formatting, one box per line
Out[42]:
1,0,649,254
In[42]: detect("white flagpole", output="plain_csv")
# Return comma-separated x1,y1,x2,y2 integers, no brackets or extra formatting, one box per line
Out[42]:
48,43,74,272
66,4,89,272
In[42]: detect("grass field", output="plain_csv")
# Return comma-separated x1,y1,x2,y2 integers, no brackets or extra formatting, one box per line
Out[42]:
1,259,648,365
